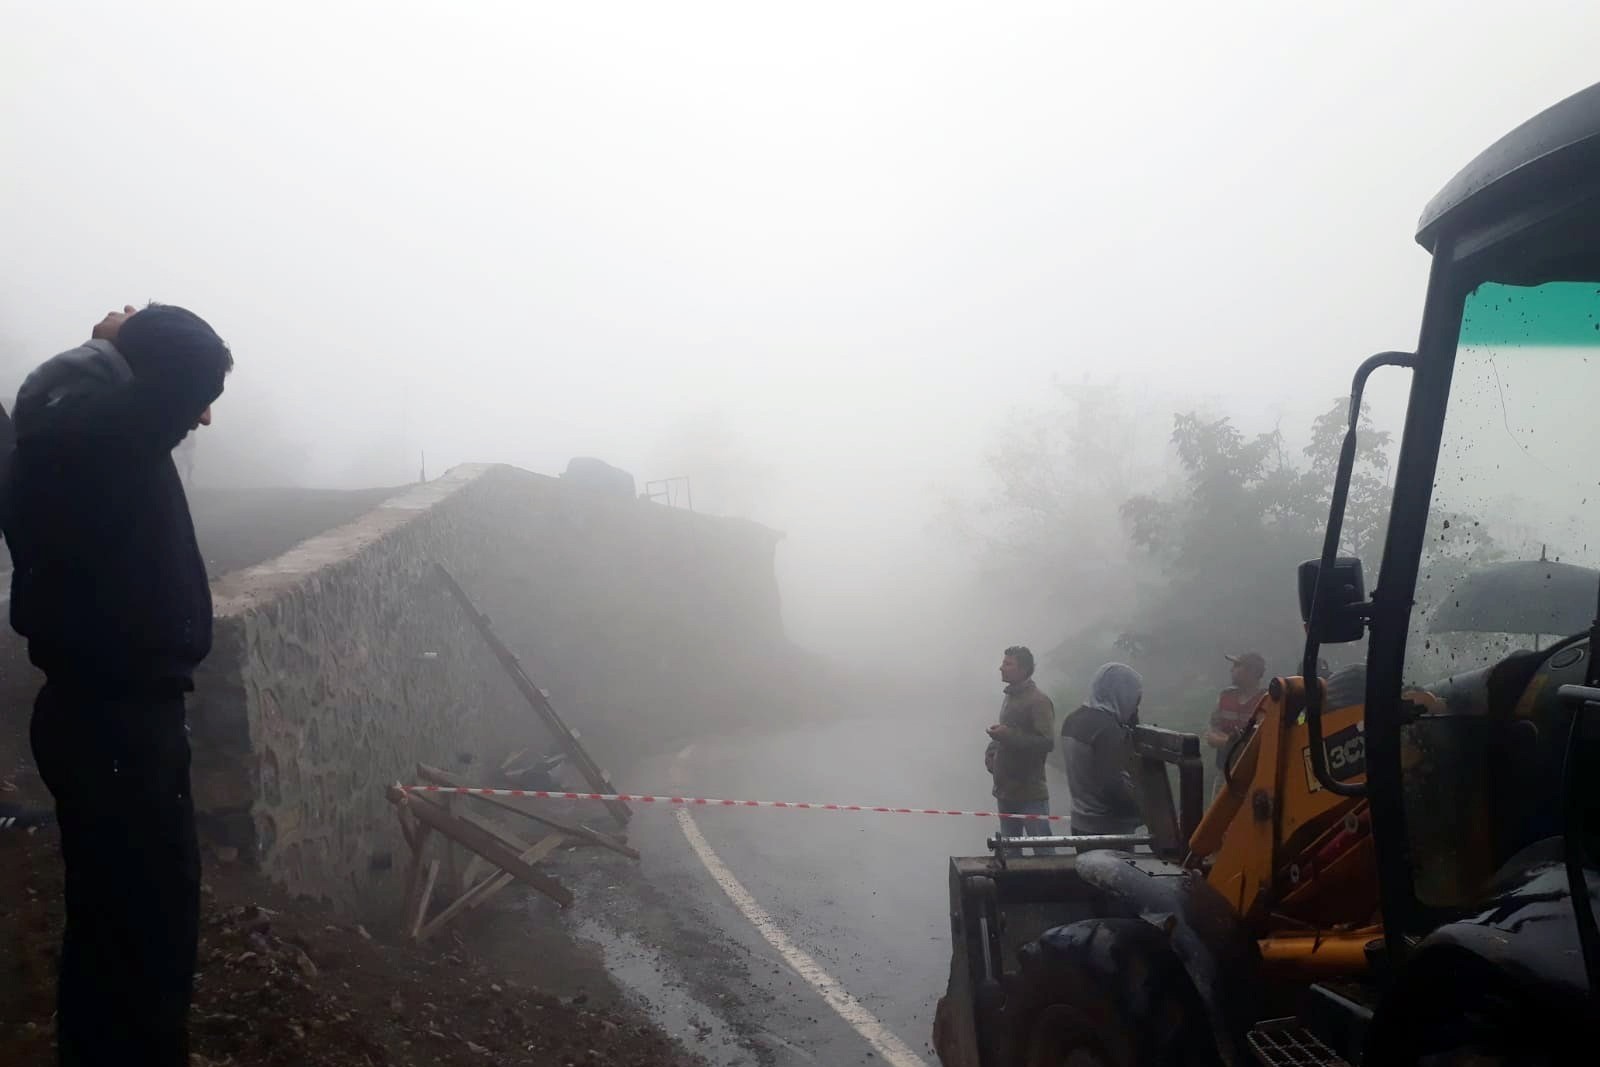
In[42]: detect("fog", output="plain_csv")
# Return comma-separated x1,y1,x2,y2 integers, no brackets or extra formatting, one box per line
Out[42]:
5,2,1600,688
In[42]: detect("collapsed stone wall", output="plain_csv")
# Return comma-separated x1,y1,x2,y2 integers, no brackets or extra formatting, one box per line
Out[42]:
188,464,789,911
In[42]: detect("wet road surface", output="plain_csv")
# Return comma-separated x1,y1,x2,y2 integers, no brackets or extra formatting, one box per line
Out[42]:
569,697,1074,1066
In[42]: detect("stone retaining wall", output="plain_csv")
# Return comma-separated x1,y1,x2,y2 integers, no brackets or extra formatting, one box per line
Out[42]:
189,464,786,911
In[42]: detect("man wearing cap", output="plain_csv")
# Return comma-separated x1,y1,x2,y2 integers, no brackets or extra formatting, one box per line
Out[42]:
1206,652,1267,789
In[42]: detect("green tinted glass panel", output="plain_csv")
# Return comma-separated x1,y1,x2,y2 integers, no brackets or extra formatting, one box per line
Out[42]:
1459,281,1600,346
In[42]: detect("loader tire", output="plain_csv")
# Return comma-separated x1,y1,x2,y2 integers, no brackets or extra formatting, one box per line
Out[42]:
1008,918,1216,1067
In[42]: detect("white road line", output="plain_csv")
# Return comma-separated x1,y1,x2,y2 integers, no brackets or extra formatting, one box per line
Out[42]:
673,807,928,1067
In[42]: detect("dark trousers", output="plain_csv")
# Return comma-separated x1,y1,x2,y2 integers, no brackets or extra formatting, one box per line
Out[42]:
997,798,1057,856
31,682,200,1067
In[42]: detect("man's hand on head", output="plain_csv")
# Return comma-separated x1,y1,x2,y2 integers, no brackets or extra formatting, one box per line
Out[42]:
91,305,138,344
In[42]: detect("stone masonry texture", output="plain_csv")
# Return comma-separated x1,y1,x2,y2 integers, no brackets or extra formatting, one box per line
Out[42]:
188,464,788,912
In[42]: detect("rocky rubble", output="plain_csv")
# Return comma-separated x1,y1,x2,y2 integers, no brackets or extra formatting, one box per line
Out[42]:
1,831,704,1067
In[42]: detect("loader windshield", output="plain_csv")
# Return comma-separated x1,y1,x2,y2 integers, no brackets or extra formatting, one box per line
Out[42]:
1406,280,1600,686
1391,279,1600,908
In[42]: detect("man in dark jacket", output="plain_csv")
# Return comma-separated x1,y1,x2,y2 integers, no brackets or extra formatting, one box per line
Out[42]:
5,303,232,1066
984,645,1056,853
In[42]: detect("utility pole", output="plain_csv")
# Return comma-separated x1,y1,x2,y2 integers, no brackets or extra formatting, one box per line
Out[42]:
400,381,410,486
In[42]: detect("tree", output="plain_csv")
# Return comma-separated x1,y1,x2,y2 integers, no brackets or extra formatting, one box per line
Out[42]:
957,386,1507,731
1114,398,1397,729
1118,415,1301,725
1294,396,1394,570
938,377,1161,676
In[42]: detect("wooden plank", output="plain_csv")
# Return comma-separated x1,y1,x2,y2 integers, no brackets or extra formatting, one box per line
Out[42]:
458,807,535,853
464,834,565,911
399,824,433,927
460,853,489,892
422,793,544,865
396,802,420,852
389,785,574,908
417,762,467,788
433,563,631,827
417,833,567,942
477,794,640,861
443,793,463,900
417,762,640,860
409,859,440,940
417,760,636,856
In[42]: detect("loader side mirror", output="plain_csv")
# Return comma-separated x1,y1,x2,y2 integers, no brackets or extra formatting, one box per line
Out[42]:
1300,557,1367,644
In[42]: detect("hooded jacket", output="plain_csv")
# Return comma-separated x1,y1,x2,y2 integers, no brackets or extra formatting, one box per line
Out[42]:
1059,663,1144,835
4,339,217,690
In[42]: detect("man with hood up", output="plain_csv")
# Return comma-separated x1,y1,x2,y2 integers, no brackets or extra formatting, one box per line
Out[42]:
4,303,232,1065
1058,663,1145,838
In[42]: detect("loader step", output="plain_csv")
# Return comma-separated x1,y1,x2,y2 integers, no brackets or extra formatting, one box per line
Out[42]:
1247,1019,1351,1067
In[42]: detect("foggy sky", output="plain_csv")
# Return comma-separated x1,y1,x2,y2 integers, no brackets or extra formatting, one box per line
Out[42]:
4,2,1599,663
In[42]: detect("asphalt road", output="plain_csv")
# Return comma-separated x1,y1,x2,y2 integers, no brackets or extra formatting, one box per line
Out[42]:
570,692,1075,1066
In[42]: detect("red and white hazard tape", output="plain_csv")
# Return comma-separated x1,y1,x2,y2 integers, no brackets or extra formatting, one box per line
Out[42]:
400,784,1069,822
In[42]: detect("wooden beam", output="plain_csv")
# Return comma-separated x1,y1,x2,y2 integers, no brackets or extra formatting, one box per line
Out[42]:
409,859,440,940
464,834,565,911
388,785,574,908
457,807,535,854
417,762,640,860
399,823,433,927
416,762,464,787
417,833,566,943
433,563,631,827
477,793,640,861
460,853,489,893
442,792,463,900
396,802,420,852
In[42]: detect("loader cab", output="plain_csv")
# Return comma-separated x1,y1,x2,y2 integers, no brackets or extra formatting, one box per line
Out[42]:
1301,79,1600,1052
935,83,1600,1067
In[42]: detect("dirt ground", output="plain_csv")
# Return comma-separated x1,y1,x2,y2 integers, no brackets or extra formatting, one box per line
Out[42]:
0,825,706,1067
